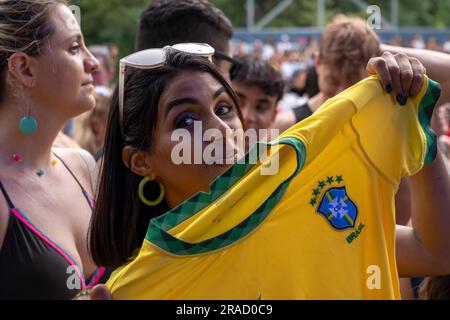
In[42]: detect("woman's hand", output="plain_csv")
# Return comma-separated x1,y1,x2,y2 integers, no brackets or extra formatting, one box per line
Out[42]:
367,51,427,105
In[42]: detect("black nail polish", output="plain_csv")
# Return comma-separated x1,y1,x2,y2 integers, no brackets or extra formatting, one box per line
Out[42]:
402,95,408,105
386,84,392,93
396,94,407,106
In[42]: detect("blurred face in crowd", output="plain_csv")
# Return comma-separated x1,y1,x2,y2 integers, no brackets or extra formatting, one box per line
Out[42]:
232,82,278,131
291,70,307,91
132,71,243,208
92,55,114,87
23,4,99,119
89,100,109,149
316,62,344,98
213,42,233,83
316,57,366,98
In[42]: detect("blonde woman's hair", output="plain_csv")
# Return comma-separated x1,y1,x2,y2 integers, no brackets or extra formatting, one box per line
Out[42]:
0,0,68,103
319,14,381,83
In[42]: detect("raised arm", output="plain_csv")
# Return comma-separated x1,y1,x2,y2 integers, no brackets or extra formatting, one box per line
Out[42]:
367,52,450,277
396,151,450,277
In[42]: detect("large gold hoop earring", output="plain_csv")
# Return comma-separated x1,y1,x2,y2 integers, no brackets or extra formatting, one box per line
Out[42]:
138,177,165,206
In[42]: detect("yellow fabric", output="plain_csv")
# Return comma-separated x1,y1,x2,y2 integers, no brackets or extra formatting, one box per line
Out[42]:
107,76,440,299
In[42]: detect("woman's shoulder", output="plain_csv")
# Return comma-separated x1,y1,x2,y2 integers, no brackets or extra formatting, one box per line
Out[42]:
53,132,81,149
52,147,98,195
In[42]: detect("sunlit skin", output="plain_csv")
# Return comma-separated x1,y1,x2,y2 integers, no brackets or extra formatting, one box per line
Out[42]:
124,71,243,210
232,82,278,132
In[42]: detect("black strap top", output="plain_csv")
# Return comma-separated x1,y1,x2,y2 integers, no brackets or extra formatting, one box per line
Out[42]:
0,154,108,300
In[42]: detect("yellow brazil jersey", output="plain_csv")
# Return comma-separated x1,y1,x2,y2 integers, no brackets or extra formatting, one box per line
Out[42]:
106,76,441,300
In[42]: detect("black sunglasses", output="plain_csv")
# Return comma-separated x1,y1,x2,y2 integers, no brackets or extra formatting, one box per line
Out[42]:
213,51,242,81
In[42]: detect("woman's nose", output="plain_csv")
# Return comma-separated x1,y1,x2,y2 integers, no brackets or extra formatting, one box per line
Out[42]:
85,50,100,73
204,113,233,136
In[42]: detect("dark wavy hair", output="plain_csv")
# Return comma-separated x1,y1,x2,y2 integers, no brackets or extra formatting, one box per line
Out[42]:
136,0,233,53
232,56,285,103
89,50,242,268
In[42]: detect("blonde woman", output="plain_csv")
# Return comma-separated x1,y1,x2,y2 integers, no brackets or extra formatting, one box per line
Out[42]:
0,0,108,299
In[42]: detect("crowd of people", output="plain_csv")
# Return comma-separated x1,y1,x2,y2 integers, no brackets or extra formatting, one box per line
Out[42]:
0,0,449,300
232,33,450,78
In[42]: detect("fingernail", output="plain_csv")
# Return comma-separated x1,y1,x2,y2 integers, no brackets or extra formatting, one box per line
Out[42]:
386,84,392,93
396,94,407,106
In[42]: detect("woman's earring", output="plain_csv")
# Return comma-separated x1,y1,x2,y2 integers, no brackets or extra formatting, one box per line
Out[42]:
138,177,165,207
19,89,38,135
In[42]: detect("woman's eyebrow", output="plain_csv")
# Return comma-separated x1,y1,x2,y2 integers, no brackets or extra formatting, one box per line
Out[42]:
213,87,226,99
164,97,199,119
164,87,228,119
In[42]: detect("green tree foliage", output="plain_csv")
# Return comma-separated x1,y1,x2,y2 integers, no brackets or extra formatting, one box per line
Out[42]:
72,0,149,56
210,0,450,28
72,0,450,57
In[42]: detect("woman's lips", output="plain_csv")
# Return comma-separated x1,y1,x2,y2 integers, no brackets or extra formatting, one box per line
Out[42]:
82,78,94,86
82,83,95,91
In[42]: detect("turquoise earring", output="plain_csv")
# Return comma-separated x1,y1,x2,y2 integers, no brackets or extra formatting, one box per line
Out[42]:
19,116,38,135
19,88,38,135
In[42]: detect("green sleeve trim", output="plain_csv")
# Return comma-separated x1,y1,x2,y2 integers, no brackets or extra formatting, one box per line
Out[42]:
145,137,306,256
419,79,441,164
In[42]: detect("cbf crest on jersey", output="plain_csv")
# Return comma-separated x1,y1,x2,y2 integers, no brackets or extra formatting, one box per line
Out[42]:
317,186,358,230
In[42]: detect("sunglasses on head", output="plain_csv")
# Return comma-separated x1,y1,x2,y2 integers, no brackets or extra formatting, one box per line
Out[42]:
119,43,215,134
